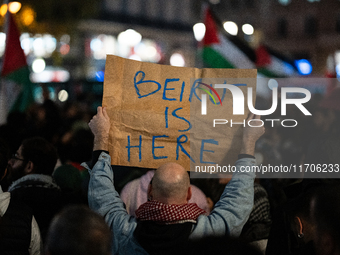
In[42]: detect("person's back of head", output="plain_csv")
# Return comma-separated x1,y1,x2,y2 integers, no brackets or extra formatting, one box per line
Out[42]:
45,205,112,255
53,165,82,192
21,136,58,176
151,162,191,204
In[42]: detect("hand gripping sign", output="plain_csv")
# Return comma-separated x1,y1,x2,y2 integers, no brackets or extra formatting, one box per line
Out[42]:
102,55,257,170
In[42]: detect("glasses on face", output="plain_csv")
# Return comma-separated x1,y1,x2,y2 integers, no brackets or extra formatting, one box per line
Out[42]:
11,153,25,161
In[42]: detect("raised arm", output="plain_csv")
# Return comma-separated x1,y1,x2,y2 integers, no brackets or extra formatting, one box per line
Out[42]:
191,113,265,238
88,106,110,151
85,107,137,254
240,113,265,156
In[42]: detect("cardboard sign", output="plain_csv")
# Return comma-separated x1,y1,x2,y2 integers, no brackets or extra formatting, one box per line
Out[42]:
103,55,257,170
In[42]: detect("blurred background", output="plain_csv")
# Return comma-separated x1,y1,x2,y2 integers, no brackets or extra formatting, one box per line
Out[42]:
0,0,338,110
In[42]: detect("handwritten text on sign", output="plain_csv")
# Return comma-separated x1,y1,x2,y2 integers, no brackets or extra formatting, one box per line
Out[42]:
102,55,257,170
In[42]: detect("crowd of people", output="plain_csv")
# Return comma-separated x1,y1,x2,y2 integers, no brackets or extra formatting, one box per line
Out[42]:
0,86,340,255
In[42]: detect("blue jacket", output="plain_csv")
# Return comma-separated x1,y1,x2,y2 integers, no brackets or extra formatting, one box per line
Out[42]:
84,152,256,255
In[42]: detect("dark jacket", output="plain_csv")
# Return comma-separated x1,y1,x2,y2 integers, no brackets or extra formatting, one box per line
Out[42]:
8,174,63,242
0,193,32,255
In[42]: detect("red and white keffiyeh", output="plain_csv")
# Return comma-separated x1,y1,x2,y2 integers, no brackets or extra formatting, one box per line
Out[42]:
135,200,206,225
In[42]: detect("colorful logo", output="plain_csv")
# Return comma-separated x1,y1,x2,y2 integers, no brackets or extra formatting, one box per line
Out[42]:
197,82,223,106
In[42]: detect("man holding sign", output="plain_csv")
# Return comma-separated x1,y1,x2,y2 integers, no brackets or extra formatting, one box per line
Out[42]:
102,55,257,170
85,106,264,255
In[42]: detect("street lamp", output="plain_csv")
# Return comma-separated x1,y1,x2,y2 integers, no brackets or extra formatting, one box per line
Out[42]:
0,2,22,16
193,23,206,41
9,2,21,14
242,24,254,35
223,21,238,36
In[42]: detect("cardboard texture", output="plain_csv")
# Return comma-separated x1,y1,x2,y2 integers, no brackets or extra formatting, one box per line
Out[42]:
103,55,257,170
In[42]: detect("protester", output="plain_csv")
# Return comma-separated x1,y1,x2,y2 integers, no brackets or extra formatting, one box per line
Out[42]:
285,186,316,255
45,205,111,255
267,181,317,255
311,184,340,255
306,135,340,255
0,139,42,255
84,106,264,255
6,136,63,242
266,134,340,255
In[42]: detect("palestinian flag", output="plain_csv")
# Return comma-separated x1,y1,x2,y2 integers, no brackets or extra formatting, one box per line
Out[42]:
0,12,34,124
256,44,298,78
201,8,256,69
201,7,298,78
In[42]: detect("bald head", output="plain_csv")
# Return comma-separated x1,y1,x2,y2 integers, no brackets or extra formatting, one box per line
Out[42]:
150,163,191,204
